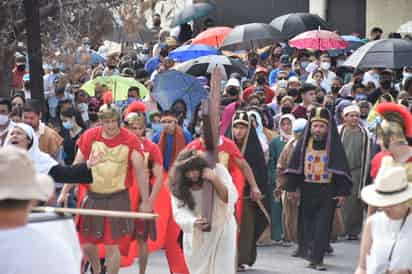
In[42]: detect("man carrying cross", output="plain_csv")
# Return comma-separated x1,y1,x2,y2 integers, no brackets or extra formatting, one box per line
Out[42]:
169,148,238,274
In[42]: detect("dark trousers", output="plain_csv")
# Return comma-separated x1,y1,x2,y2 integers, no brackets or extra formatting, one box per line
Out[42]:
300,183,336,264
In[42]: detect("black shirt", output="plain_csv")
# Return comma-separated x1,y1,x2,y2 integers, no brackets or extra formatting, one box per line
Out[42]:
61,128,85,165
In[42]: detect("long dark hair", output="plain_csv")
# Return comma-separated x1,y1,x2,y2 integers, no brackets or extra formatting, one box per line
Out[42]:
168,149,210,211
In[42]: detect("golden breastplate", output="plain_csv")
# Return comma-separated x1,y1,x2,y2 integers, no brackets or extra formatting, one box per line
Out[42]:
304,140,332,184
90,141,129,194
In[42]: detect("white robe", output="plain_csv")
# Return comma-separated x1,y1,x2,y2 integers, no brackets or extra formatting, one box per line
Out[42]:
171,164,238,274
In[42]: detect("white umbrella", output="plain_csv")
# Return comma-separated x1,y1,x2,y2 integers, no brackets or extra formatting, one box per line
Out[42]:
174,55,247,80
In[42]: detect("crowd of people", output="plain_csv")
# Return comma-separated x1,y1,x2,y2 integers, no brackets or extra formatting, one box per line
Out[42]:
2,14,412,274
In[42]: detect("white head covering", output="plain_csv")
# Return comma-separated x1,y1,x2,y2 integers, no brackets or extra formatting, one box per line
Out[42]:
279,114,295,141
11,123,57,174
247,110,269,152
343,104,361,116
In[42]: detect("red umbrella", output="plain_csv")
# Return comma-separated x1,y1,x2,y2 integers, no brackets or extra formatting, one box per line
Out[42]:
192,26,233,47
289,29,348,51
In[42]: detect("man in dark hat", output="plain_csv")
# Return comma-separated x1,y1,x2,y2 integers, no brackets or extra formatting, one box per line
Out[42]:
285,107,352,271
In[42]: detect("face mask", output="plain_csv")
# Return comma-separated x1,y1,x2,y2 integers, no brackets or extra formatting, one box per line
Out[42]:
62,120,73,130
380,79,392,90
81,111,89,122
320,61,331,70
151,123,162,132
55,86,65,94
153,20,161,27
0,114,9,126
77,103,88,112
281,106,292,114
256,76,266,85
89,113,98,122
278,79,288,88
17,64,26,72
227,87,239,96
355,94,367,101
127,97,136,104
194,126,201,135
325,103,334,112
300,61,309,69
316,96,324,104
331,86,341,94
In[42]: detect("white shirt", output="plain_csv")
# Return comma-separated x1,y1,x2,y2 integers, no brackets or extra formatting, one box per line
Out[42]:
367,211,412,274
0,225,81,274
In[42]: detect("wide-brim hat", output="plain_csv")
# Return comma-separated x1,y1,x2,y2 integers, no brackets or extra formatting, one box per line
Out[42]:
361,164,412,207
0,146,54,201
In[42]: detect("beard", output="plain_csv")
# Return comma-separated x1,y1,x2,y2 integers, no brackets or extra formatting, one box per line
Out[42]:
312,132,326,142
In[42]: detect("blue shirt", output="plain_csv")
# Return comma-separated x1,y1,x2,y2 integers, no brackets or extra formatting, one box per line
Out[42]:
152,127,192,171
268,68,297,86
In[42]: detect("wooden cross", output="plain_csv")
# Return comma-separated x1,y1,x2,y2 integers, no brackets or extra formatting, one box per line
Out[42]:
200,66,223,232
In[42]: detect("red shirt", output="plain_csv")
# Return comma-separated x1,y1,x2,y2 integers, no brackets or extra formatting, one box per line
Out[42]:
140,137,163,166
12,67,26,90
77,127,142,188
186,136,244,174
242,85,275,104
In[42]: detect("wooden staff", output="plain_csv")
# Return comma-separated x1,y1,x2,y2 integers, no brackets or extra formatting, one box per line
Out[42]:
32,206,158,220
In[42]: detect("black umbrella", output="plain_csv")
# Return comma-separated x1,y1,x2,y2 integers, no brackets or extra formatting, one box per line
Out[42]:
343,39,412,69
220,23,287,51
270,13,332,39
175,55,247,79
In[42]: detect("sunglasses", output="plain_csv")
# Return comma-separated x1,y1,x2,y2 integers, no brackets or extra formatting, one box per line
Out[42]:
277,77,288,80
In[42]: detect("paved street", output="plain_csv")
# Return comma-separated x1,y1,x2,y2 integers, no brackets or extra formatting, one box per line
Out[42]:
120,241,359,274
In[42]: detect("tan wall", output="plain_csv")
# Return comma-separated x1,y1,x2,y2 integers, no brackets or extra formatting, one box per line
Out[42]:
366,0,412,36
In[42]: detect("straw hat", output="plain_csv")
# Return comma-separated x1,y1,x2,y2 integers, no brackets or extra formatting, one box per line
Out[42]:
361,158,412,207
0,146,54,201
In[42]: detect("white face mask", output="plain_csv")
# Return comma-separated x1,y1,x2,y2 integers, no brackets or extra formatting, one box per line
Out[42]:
278,79,288,88
0,114,9,126
320,61,331,70
77,103,88,113
336,60,345,67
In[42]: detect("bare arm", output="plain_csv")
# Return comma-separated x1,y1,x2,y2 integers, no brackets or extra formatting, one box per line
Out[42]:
355,219,373,274
234,157,262,200
131,150,151,211
149,163,163,204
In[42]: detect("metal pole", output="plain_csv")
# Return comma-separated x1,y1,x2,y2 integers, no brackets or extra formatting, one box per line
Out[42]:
24,0,44,102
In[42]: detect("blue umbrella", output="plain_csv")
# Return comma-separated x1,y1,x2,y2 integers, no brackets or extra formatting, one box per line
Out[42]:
169,44,220,62
152,70,208,119
145,56,160,74
342,35,365,50
329,35,366,56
